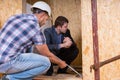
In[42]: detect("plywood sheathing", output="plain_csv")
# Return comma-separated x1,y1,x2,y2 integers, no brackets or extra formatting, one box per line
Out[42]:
98,0,120,80
0,0,23,28
82,0,120,80
81,0,94,80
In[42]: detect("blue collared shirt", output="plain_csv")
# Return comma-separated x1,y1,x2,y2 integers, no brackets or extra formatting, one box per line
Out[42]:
0,14,45,64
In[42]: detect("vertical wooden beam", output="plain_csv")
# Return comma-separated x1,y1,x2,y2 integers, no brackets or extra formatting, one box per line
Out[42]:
91,0,100,80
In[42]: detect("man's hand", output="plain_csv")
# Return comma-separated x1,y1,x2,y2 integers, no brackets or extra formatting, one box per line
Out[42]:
63,37,72,48
35,44,67,69
63,37,71,42
58,60,67,68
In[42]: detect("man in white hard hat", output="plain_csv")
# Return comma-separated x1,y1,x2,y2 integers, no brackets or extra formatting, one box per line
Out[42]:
0,1,67,80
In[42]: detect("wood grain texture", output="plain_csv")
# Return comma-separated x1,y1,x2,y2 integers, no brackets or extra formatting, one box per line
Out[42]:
97,0,120,80
82,0,120,80
0,0,23,28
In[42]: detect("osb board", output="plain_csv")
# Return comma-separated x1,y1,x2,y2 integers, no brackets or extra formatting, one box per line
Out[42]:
81,0,94,80
0,0,23,28
97,0,120,80
82,0,120,80
33,74,82,80
49,0,82,66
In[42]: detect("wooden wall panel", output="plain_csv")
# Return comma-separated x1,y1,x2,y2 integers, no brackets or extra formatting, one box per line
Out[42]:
82,0,120,80
98,0,120,80
0,0,23,28
49,0,82,66
81,0,94,80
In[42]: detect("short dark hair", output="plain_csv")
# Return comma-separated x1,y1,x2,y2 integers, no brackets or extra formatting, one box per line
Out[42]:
31,8,48,14
54,16,69,28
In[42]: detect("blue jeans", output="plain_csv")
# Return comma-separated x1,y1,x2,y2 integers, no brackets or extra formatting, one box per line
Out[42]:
0,53,51,80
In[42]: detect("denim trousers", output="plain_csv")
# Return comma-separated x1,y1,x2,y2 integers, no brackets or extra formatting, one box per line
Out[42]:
0,53,51,80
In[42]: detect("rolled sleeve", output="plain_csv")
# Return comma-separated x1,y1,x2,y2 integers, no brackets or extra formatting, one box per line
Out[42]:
32,30,46,45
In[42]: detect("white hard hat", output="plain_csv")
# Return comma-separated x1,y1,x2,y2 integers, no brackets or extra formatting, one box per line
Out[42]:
32,1,51,16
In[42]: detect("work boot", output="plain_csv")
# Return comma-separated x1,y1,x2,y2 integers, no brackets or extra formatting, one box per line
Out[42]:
45,64,53,76
57,66,68,74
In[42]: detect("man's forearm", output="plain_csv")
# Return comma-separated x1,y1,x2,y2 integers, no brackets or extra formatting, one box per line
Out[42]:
35,44,67,68
48,52,66,68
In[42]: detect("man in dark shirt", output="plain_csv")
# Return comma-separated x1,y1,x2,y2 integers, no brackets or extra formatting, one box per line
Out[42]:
44,16,79,76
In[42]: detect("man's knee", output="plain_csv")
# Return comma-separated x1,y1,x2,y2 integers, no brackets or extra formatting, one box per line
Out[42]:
42,57,51,70
37,56,51,74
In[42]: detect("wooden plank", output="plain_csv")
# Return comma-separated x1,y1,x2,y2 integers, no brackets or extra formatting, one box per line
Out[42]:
81,0,94,79
82,0,120,80
97,0,120,80
33,74,82,80
33,66,82,80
